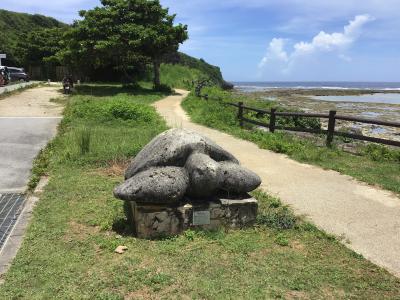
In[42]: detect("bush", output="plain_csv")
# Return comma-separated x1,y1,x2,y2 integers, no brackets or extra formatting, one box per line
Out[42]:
67,97,159,124
362,144,400,162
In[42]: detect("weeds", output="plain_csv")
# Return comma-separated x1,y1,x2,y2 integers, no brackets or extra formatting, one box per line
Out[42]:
253,190,298,230
77,127,91,155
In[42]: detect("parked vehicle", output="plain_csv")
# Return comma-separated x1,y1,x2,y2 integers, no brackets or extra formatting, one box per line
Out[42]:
0,66,10,86
7,67,29,82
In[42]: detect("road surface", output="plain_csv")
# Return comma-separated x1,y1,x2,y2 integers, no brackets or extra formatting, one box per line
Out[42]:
0,86,63,193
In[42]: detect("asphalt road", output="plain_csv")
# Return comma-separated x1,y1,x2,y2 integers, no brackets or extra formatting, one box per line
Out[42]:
0,117,60,193
0,86,62,193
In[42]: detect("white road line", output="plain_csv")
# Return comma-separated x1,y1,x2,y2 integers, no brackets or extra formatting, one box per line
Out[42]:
0,117,62,119
0,188,26,194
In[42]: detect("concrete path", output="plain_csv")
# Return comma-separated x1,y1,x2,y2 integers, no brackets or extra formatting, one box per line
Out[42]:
0,86,63,193
154,89,400,277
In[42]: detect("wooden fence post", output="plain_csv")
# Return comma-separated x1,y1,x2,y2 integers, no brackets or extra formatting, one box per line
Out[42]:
238,102,244,127
269,108,277,133
327,110,337,147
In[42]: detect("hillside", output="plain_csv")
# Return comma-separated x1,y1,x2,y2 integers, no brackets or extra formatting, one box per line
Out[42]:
0,9,230,87
164,52,228,87
0,9,66,66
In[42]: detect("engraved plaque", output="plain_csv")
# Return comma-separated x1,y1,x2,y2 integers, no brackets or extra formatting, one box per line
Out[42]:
192,210,211,226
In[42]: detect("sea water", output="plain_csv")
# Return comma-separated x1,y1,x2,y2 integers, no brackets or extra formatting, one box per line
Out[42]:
234,81,400,92
312,93,400,105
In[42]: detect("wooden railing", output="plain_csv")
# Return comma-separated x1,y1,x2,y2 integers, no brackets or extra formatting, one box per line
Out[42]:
227,102,400,147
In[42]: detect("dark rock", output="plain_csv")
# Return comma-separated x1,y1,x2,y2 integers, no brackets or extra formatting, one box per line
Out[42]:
185,152,219,197
222,80,234,90
125,129,239,179
114,167,189,203
339,126,363,136
116,129,262,204
217,162,262,194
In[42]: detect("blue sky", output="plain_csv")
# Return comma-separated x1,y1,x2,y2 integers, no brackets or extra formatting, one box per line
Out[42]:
2,0,400,82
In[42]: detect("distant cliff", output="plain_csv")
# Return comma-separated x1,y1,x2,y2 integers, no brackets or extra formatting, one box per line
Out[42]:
164,52,233,89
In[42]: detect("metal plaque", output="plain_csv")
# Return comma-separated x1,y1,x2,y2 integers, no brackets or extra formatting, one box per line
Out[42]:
192,210,211,226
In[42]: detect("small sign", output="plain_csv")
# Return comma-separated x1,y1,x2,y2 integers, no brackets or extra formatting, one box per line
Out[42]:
0,54,6,59
192,210,211,226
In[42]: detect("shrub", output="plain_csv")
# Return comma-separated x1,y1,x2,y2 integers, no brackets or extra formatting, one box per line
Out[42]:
67,97,159,124
362,144,400,162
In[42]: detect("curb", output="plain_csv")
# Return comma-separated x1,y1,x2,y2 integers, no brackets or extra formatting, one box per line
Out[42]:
0,177,49,282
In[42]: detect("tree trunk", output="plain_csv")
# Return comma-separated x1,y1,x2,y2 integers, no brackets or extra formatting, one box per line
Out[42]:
153,59,161,90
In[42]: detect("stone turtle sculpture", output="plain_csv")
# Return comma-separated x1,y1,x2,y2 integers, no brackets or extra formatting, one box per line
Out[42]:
114,129,261,204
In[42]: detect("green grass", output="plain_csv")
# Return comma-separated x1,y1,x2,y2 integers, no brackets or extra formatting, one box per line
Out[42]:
182,87,400,194
1,83,400,298
160,63,205,89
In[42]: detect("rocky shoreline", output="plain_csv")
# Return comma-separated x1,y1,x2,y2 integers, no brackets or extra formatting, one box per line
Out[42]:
235,88,400,142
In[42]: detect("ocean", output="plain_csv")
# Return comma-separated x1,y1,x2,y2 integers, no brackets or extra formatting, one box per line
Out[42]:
233,82,400,92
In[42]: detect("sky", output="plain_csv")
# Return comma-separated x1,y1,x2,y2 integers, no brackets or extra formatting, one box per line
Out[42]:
2,0,400,82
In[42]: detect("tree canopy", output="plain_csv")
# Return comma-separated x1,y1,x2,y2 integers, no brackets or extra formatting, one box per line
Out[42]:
0,9,65,66
59,0,188,88
20,28,64,65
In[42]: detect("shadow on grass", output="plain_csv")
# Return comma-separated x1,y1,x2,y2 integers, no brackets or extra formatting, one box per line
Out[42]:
112,201,135,236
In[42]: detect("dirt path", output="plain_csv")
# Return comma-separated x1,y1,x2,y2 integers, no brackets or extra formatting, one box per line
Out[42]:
0,86,63,117
154,89,400,277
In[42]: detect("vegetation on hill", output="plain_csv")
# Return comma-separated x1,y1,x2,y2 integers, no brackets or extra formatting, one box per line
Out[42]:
0,9,66,66
164,52,229,88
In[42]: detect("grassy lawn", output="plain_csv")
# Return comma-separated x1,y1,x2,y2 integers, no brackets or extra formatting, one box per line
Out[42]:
1,84,399,299
182,87,400,195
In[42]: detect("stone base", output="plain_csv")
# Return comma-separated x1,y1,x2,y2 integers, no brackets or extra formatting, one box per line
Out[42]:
131,196,258,239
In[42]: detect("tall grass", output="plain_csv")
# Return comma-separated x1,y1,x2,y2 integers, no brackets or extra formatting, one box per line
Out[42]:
77,127,91,155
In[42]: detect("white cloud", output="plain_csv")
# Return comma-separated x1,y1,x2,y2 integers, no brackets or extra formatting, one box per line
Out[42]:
259,14,375,71
258,38,288,68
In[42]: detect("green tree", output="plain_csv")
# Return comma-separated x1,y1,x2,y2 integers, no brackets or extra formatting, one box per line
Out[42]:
20,28,64,65
60,0,188,88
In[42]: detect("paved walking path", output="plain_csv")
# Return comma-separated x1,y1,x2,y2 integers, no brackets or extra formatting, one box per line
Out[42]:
154,89,400,277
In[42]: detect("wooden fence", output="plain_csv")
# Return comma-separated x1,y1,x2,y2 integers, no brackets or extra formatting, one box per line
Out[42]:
227,102,400,147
